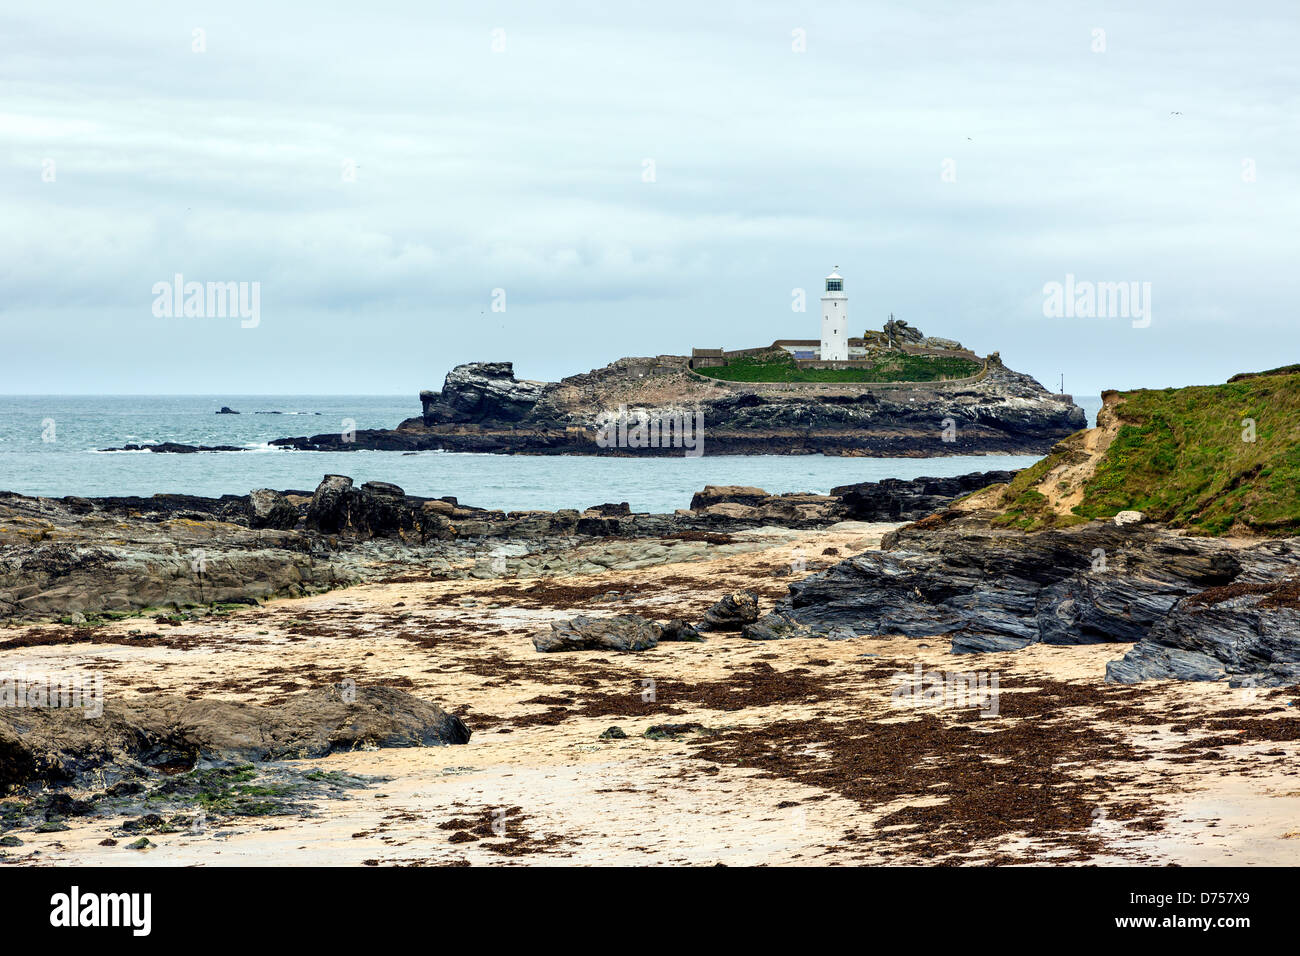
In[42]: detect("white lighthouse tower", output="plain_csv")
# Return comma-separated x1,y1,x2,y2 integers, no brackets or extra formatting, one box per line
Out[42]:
819,267,849,361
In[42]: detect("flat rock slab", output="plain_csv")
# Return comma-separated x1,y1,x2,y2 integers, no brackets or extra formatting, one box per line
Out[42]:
0,685,470,790
534,614,663,652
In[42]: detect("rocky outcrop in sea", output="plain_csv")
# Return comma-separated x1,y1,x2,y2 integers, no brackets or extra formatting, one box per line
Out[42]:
259,354,1086,457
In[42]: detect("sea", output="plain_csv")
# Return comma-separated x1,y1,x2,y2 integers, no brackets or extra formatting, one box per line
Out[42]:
0,395,1103,515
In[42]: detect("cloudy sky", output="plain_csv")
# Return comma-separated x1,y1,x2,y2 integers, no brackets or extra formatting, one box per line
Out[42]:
3,1,1297,395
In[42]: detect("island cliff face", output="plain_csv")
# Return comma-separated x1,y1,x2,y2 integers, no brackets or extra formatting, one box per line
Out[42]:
273,353,1085,456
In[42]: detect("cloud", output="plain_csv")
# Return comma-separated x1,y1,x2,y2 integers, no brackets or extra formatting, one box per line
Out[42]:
2,1,1299,393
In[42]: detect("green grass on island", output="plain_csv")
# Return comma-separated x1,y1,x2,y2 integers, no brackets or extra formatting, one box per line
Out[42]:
996,365,1300,536
695,349,983,383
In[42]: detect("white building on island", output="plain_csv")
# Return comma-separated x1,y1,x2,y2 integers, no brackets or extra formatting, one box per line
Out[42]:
819,267,849,361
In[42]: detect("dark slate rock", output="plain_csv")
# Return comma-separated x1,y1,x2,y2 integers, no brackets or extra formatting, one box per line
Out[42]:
246,488,298,530
660,619,703,642
1108,581,1300,683
829,471,1017,522
533,615,662,652
699,591,761,631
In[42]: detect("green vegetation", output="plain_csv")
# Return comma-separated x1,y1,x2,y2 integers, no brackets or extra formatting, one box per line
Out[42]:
695,349,982,383
997,368,1300,536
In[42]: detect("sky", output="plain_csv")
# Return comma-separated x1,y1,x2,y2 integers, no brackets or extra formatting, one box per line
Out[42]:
3,0,1298,396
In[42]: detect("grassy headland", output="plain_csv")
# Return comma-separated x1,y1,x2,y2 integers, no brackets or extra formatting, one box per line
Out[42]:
992,365,1300,536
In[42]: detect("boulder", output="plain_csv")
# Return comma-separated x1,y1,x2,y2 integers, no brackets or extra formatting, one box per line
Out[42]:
246,489,298,530
742,611,813,641
830,471,1016,522
351,481,415,537
660,619,703,642
699,591,761,631
305,474,354,534
533,615,663,652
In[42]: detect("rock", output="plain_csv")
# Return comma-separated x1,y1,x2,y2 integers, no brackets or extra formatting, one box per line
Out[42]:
216,407,239,415
421,362,545,424
699,591,761,631
922,337,963,350
1107,579,1300,684
583,502,631,516
305,474,354,534
1113,510,1147,526
106,442,248,453
599,726,628,740
830,471,1016,522
704,503,761,520
660,619,703,642
742,611,813,641
299,476,420,538
351,481,415,537
766,521,1254,655
644,723,706,739
533,615,663,652
0,685,471,790
246,489,298,530
125,838,154,850
690,486,770,510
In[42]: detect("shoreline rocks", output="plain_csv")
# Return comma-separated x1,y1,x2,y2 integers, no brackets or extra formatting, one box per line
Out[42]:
1,471,1007,622
746,511,1300,686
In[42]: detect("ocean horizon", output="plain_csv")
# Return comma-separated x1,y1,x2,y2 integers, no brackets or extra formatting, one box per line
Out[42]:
0,393,1102,512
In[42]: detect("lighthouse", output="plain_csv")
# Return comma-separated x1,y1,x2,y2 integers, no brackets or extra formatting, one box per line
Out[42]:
820,267,848,361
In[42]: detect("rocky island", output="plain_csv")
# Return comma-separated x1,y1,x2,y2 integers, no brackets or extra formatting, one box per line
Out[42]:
267,348,1084,457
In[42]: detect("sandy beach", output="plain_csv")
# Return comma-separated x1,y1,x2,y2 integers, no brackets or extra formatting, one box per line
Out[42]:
5,520,1297,867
